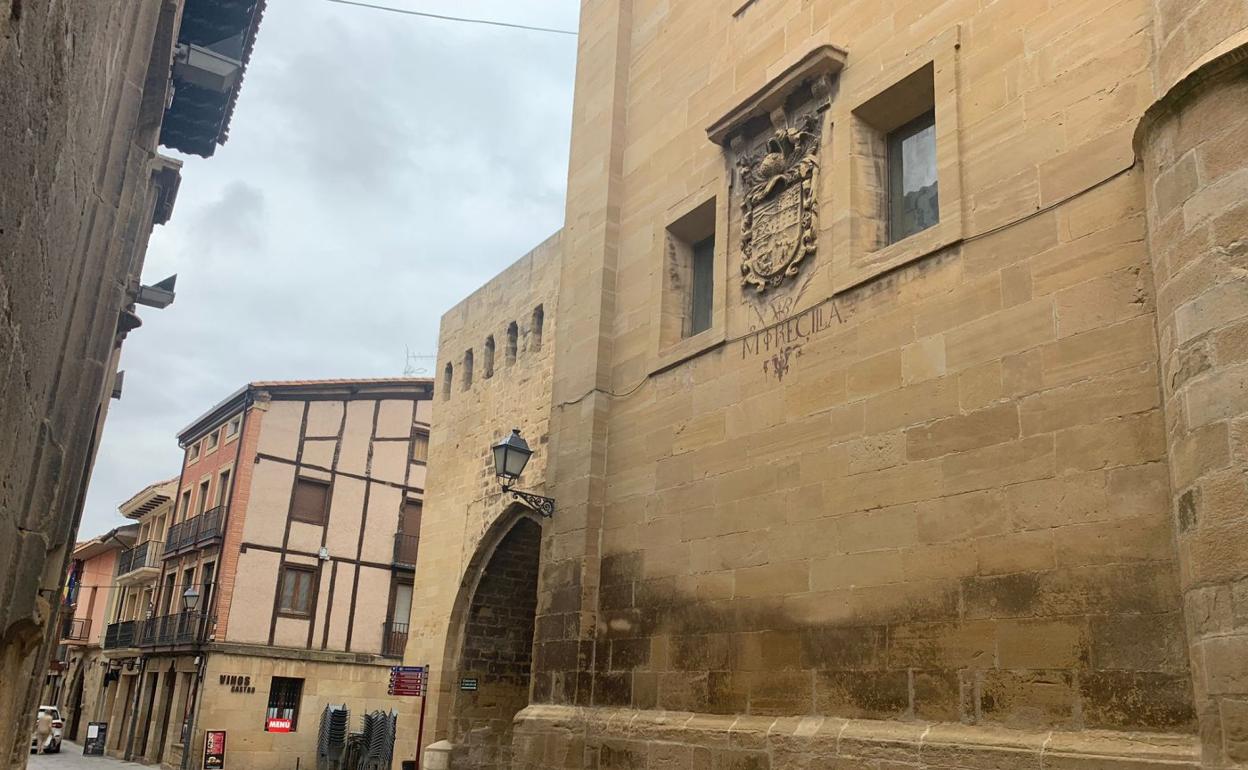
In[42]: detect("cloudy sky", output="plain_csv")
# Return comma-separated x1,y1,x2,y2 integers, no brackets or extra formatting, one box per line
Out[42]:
80,0,580,538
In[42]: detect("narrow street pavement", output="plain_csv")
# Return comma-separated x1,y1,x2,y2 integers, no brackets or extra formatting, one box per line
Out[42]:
28,741,147,770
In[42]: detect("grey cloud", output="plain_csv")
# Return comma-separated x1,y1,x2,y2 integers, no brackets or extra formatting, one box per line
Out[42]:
78,0,578,535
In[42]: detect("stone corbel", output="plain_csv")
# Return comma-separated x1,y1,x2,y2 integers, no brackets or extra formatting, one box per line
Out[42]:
151,154,183,226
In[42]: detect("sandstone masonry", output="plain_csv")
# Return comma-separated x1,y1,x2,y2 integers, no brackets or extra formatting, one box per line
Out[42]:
0,0,264,764
414,2,1248,768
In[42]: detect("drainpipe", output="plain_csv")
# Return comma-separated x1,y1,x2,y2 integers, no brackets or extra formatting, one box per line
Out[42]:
179,391,252,770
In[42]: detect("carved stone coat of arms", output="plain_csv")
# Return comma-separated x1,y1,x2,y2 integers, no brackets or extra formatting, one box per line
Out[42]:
737,113,821,293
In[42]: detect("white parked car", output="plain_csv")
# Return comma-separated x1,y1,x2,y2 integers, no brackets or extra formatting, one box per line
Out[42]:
30,705,63,753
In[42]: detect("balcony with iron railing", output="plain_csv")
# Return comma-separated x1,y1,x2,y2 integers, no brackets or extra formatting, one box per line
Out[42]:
116,540,163,581
137,611,213,648
104,620,138,650
60,617,92,644
381,621,409,658
164,506,225,558
393,533,419,568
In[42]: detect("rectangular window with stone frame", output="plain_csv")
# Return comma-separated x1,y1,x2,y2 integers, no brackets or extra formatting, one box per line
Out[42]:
660,197,717,346
852,62,940,248
832,34,967,293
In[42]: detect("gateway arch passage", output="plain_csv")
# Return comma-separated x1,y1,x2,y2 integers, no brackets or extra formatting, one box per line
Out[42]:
449,516,541,770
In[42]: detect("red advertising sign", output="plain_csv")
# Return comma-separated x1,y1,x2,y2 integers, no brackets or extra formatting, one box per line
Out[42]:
203,730,226,770
265,718,292,733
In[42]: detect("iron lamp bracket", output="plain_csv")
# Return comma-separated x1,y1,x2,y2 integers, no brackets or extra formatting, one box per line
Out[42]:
501,484,555,518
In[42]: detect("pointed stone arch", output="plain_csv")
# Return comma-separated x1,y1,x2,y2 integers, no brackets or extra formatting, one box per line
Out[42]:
438,505,543,770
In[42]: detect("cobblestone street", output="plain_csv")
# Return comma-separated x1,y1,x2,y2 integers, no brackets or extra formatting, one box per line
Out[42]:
27,742,146,770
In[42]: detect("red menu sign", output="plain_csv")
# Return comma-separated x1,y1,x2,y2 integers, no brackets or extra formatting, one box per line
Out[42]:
265,718,293,733
203,730,226,769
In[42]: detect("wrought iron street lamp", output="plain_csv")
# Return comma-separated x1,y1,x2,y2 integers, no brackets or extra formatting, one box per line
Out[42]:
491,428,554,517
182,586,200,612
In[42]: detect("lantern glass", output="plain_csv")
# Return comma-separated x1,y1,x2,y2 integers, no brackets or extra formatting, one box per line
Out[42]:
492,429,533,481
182,586,200,612
492,443,510,479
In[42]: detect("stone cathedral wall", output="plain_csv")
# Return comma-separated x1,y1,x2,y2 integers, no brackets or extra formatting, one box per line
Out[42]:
512,0,1242,768
412,1,1248,767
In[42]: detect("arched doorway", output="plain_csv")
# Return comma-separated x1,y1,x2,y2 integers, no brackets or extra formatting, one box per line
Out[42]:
448,515,542,770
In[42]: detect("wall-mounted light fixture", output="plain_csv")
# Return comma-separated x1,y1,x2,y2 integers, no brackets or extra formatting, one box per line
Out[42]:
491,429,554,517
136,274,177,309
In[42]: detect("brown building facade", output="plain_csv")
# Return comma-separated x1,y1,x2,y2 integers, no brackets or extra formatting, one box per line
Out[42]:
94,378,434,769
39,526,139,747
0,0,265,763
408,2,1248,769
95,478,179,764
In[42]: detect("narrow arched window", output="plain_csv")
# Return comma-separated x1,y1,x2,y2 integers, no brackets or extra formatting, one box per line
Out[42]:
463,349,474,390
483,336,495,379
506,322,518,365
442,363,453,400
531,305,544,352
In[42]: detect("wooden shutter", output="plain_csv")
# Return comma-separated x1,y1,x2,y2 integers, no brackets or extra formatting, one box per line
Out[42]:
290,478,330,525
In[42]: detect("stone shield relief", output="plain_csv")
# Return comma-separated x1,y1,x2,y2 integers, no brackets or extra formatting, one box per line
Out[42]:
737,112,821,293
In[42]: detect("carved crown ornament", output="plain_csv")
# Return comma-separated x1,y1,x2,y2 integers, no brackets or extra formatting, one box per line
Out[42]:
706,44,847,294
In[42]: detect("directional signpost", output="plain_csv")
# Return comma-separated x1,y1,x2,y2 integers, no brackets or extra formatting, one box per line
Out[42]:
389,665,430,770
388,665,426,697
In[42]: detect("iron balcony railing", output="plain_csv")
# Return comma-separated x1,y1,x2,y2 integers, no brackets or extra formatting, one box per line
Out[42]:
60,617,91,643
381,621,409,658
137,611,212,647
393,533,420,567
116,540,163,577
104,620,137,649
164,506,225,558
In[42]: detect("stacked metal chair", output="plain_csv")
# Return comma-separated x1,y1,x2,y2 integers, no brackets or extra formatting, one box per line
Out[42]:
316,704,350,770
357,709,398,770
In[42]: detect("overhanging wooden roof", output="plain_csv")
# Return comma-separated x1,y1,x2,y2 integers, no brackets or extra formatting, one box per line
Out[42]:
119,477,179,520
160,0,268,157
